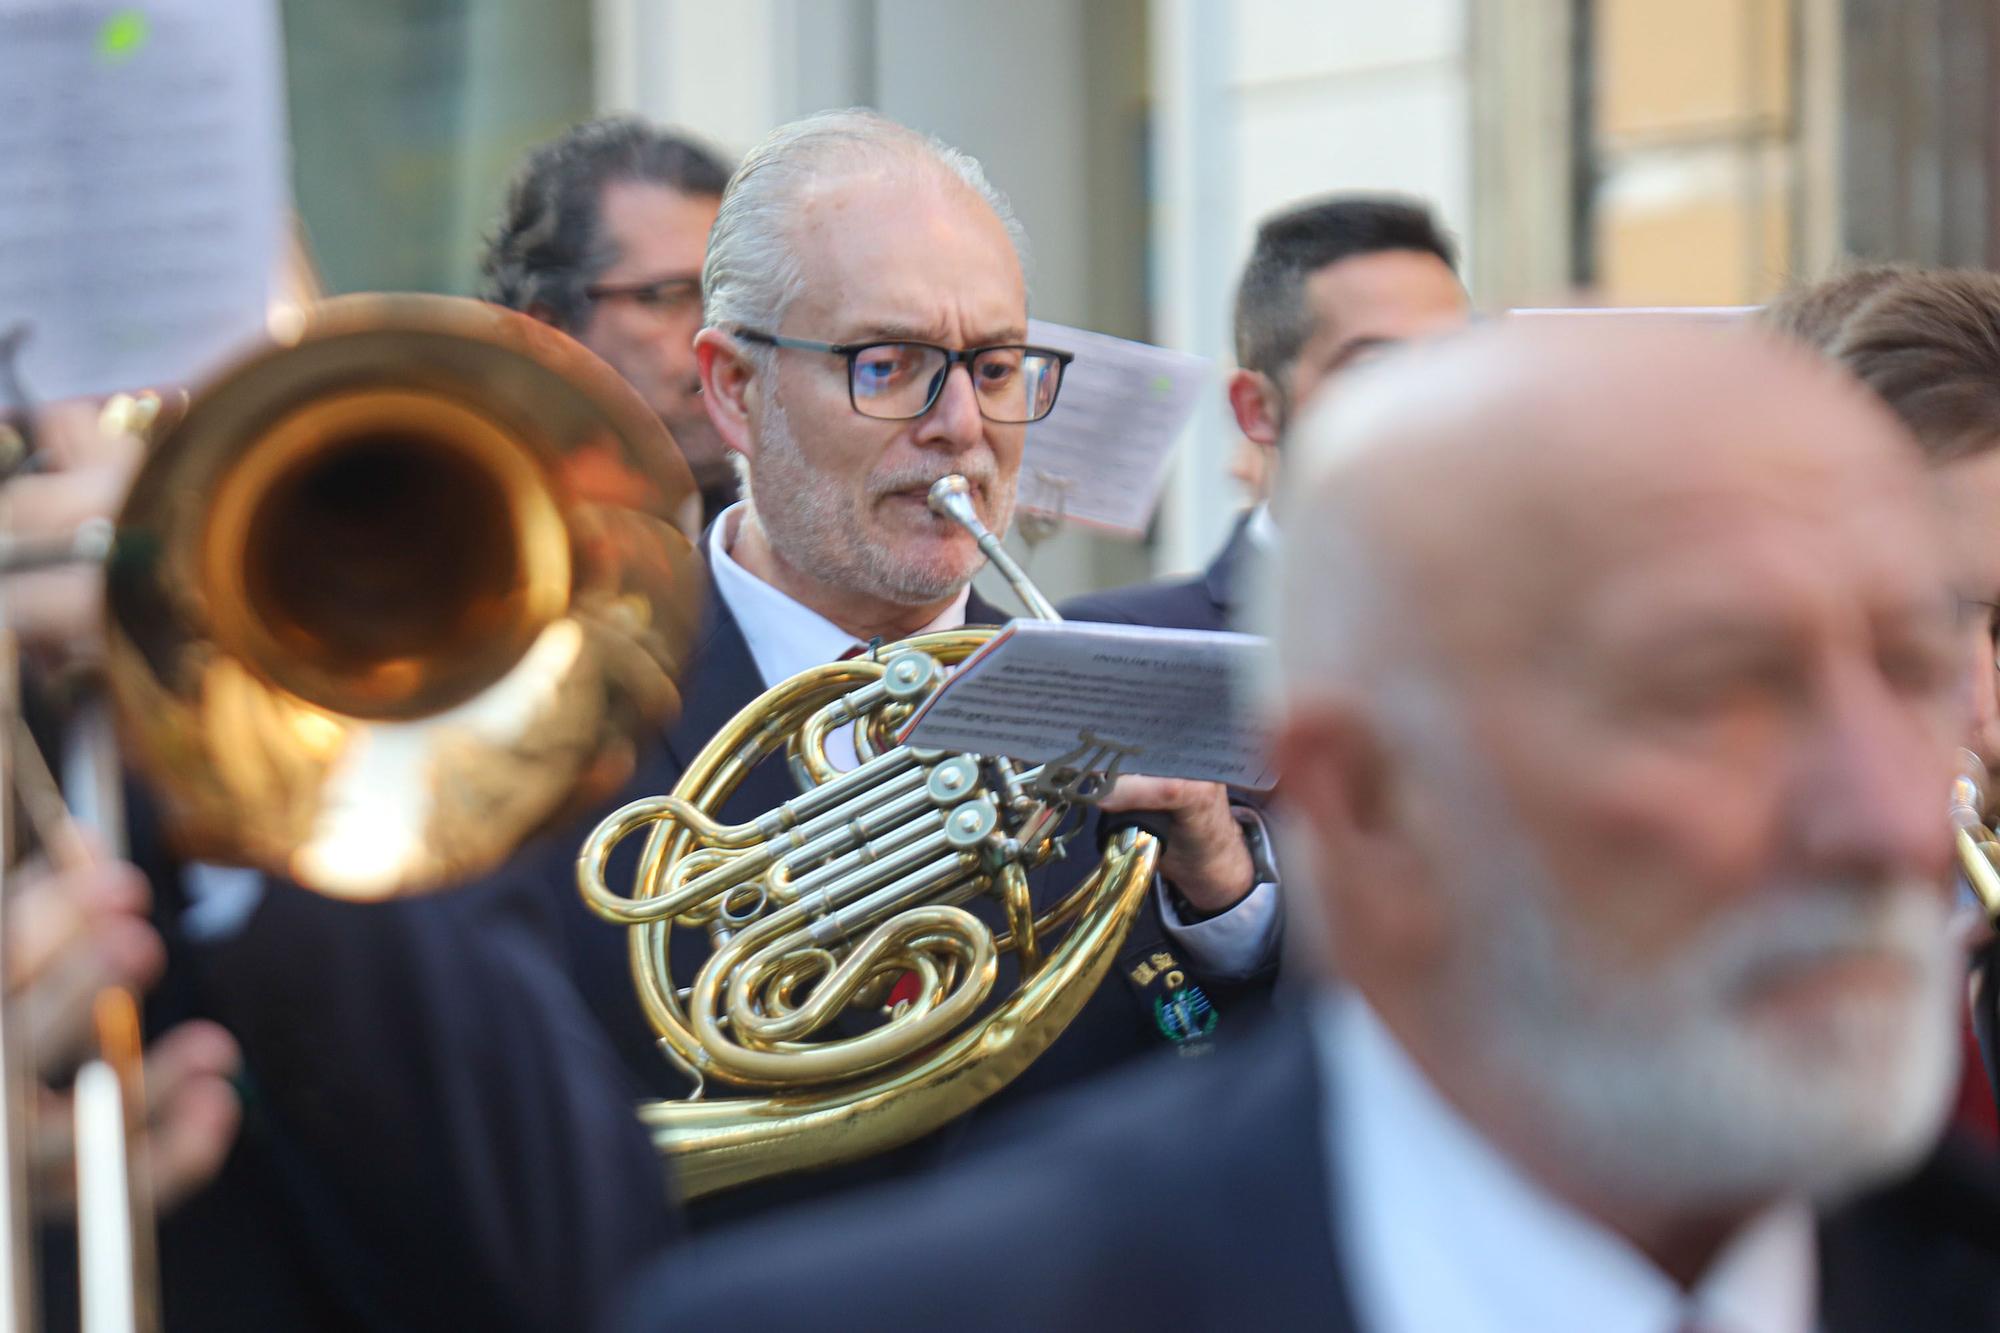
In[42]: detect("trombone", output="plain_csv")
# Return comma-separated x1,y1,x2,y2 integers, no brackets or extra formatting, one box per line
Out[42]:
1,291,702,1329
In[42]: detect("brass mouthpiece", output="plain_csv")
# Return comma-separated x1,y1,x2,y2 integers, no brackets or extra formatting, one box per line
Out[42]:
925,475,1059,622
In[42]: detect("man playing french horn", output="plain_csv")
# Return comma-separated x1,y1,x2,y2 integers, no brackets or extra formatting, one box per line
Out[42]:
554,107,1282,1216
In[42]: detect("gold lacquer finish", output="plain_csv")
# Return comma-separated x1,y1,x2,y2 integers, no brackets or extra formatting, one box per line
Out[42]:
1953,750,2000,920
579,477,1161,1198
105,294,703,899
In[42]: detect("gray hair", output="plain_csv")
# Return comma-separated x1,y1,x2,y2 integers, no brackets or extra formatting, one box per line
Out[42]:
702,108,1029,340
481,116,735,332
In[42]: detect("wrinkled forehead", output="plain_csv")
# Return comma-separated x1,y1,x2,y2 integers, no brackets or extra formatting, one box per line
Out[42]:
784,173,1026,341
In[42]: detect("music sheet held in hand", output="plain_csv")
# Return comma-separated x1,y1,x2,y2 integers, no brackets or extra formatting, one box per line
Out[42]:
899,619,1276,790
1020,320,1210,538
0,0,287,402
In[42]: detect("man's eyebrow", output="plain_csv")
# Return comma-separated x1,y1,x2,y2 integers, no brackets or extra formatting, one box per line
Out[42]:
837,320,1028,346
1326,335,1395,371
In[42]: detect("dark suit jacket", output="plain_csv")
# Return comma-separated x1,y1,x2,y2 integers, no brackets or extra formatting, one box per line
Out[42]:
507,569,1253,1226
111,801,679,1333
610,1005,2000,1333
1060,509,1258,638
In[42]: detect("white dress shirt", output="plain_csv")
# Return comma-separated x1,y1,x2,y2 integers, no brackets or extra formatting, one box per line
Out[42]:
1247,499,1278,552
708,505,1281,977
1319,991,1817,1333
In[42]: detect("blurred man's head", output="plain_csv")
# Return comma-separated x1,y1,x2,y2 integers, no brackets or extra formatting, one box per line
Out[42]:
1767,267,2000,776
1228,195,1468,455
695,109,1051,633
483,117,735,489
1270,322,1962,1262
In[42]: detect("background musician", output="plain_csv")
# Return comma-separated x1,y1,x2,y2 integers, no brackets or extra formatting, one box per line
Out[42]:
1069,195,1468,642
483,117,739,525
1764,264,2000,1133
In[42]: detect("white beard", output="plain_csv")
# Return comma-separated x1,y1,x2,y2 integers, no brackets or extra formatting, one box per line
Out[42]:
1449,804,1960,1208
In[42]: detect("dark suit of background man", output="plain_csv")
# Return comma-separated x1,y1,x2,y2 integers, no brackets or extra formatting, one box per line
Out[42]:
482,116,741,525
1065,194,1468,641
618,321,2000,1331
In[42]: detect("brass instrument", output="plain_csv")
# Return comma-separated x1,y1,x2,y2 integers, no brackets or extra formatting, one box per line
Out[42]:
1953,749,2000,921
103,293,703,898
579,477,1161,1198
0,291,701,1330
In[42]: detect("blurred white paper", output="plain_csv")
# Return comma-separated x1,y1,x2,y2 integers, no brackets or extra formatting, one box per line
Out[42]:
0,0,287,403
899,619,1275,790
1021,319,1210,538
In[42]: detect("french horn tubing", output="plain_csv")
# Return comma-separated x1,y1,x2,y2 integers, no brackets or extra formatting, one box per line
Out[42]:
578,477,1162,1198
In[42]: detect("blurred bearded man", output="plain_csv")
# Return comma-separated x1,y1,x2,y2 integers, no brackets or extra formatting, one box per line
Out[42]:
616,320,2000,1330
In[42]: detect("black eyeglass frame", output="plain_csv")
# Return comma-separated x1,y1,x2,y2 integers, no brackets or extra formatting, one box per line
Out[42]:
583,274,704,308
733,329,1075,423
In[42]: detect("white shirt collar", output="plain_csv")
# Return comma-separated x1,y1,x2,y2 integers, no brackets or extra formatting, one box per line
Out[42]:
1247,500,1278,551
1316,991,1817,1333
707,502,970,689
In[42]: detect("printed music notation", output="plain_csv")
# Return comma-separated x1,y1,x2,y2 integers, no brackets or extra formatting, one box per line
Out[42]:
0,0,286,402
1021,319,1210,539
900,618,1276,790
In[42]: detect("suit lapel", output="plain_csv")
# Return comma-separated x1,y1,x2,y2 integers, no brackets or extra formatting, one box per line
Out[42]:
1202,510,1258,619
652,570,794,816
965,585,1008,627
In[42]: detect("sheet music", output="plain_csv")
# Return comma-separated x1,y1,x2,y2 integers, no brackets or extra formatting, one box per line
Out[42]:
1021,319,1210,538
900,618,1275,789
0,0,287,403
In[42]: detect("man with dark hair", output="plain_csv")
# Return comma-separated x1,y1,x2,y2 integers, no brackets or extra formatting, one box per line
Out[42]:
483,116,739,520
1064,193,1467,637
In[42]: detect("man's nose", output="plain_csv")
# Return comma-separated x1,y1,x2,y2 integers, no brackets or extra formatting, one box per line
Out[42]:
1794,664,1955,885
915,363,985,451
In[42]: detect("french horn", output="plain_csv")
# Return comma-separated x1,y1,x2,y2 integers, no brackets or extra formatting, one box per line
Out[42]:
578,477,1162,1198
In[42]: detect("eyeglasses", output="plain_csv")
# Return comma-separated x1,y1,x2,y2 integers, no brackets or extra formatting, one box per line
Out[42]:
734,330,1073,423
584,274,703,315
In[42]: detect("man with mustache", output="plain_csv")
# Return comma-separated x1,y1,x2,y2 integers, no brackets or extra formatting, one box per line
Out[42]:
484,116,739,525
616,319,2000,1330
529,109,1280,1225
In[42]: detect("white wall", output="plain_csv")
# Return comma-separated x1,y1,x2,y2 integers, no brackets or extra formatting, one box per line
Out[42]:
591,0,1150,603
1150,0,1473,573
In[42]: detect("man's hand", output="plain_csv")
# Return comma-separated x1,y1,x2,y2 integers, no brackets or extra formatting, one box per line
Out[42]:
7,856,243,1218
0,398,143,666
1095,776,1255,915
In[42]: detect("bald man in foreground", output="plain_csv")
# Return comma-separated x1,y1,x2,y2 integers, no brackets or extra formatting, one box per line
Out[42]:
608,323,2000,1331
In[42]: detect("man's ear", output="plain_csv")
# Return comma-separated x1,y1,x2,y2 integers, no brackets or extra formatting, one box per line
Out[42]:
695,327,758,462
1273,699,1448,978
1227,368,1285,447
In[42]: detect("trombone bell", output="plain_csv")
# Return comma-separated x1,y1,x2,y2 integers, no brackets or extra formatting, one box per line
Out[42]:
104,294,704,900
